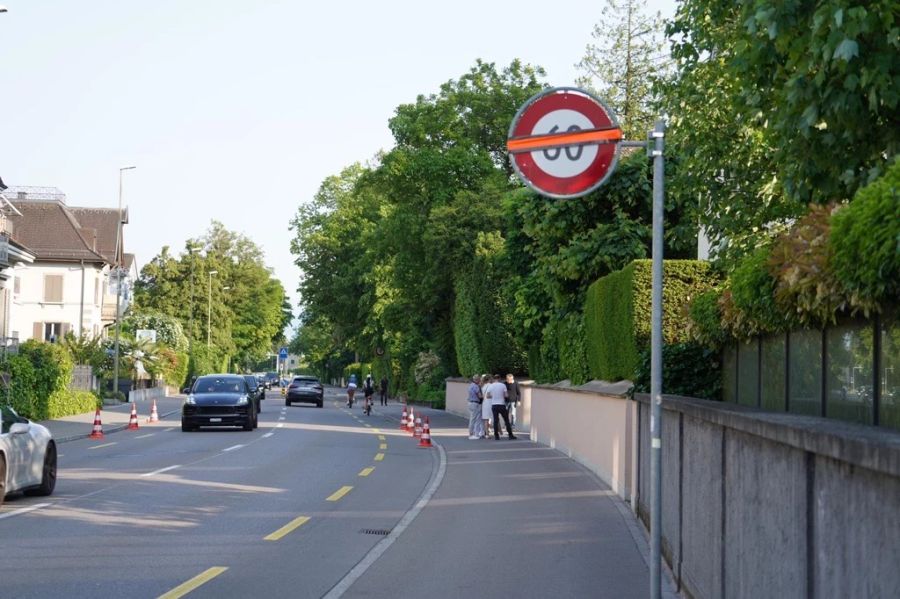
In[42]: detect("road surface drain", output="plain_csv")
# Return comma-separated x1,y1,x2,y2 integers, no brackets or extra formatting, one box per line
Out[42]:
360,528,392,536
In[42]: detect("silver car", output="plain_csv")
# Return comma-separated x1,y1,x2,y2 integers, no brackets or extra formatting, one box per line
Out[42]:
0,404,57,508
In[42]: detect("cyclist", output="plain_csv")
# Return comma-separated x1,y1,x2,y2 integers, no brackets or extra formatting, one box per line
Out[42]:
363,374,375,416
346,374,357,408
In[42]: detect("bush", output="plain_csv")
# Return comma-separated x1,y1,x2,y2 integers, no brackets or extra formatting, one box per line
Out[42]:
557,312,589,385
723,247,792,338
584,260,720,381
634,342,722,401
687,288,727,347
831,160,900,311
188,345,223,378
48,390,99,419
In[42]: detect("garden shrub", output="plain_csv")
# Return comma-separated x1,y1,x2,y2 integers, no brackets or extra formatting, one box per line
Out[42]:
453,278,486,377
584,260,720,381
724,247,793,338
557,312,589,385
634,342,722,401
686,288,727,348
536,319,563,383
831,160,900,311
188,345,222,378
48,390,99,419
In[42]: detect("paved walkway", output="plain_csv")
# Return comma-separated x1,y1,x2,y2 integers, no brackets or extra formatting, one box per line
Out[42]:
341,401,679,598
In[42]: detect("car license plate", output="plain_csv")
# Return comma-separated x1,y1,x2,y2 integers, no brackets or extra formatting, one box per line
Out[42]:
209,417,222,423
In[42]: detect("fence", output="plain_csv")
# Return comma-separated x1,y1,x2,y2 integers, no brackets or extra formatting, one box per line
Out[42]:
70,364,96,391
723,314,899,431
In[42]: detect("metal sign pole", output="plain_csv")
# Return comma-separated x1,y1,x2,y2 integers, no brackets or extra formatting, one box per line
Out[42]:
649,118,666,599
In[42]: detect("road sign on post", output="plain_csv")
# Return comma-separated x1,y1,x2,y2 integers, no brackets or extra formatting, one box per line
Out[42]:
278,347,288,361
506,87,623,199
508,88,667,599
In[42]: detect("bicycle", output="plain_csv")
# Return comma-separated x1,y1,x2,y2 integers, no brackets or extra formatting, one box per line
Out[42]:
363,393,373,416
347,387,356,408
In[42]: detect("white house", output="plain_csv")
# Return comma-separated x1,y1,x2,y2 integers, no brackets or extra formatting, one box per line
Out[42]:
4,187,135,342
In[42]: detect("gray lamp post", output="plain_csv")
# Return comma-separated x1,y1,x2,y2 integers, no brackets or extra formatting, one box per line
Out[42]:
112,165,135,398
206,270,218,348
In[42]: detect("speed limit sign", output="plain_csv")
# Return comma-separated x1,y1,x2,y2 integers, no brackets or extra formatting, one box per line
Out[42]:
507,87,622,199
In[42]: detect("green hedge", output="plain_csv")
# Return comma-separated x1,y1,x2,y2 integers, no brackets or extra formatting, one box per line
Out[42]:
0,340,99,420
584,260,721,381
831,158,900,309
634,342,722,401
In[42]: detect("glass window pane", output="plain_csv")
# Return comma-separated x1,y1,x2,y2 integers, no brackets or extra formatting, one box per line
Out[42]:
789,329,822,416
826,322,874,425
723,345,737,404
761,335,786,411
880,316,900,431
737,339,759,407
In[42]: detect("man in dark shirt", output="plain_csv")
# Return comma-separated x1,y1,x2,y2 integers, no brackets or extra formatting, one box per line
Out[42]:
379,376,389,406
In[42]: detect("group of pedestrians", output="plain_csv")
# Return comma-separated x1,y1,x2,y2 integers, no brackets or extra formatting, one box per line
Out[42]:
468,373,519,440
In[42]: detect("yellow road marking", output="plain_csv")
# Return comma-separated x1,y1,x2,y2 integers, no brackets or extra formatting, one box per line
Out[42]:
326,486,353,501
158,567,227,599
358,467,375,477
378,435,385,441
89,442,117,450
373,428,380,433
379,443,387,450
374,453,384,461
264,516,310,541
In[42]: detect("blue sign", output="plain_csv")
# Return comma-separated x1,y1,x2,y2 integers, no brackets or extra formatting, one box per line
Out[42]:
278,347,288,360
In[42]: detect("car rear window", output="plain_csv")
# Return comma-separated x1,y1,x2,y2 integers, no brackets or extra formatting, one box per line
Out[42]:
293,378,319,386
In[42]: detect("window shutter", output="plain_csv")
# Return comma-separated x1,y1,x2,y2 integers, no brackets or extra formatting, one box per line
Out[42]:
33,322,42,340
43,275,63,303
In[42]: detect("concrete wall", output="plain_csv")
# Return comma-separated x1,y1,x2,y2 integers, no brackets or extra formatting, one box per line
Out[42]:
528,383,635,500
634,394,900,599
446,377,534,432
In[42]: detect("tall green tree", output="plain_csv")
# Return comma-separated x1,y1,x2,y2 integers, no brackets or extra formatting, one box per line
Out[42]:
576,0,668,139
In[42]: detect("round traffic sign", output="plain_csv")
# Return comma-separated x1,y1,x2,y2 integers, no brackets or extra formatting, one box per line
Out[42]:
507,87,622,199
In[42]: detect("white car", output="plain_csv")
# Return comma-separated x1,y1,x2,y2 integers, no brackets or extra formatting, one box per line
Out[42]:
0,404,57,508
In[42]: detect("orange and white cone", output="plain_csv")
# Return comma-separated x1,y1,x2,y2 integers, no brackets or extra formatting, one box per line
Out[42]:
418,417,433,448
89,409,104,439
147,399,159,423
414,414,422,439
400,405,408,431
127,403,139,430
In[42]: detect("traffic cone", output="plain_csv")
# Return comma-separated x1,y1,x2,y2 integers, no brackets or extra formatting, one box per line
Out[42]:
414,414,422,439
400,405,408,431
147,399,159,423
418,417,433,448
89,409,104,439
127,403,139,430
408,407,416,436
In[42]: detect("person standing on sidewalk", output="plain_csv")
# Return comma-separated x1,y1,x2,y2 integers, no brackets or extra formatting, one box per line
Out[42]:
505,373,520,431
379,376,389,406
480,374,493,439
467,375,484,440
488,374,516,440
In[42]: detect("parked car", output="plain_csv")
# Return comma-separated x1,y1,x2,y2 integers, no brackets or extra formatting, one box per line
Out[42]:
1,404,56,508
286,376,324,408
182,374,259,432
243,374,265,411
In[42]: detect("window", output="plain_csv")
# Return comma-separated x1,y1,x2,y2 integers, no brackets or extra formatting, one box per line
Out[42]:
789,329,823,416
826,322,873,425
42,322,66,342
43,274,63,303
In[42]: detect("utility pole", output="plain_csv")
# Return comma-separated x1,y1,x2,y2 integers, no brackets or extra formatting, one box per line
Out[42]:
112,166,135,398
207,270,218,347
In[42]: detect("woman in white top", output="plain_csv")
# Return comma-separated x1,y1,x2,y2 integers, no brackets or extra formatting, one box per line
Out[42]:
480,374,492,439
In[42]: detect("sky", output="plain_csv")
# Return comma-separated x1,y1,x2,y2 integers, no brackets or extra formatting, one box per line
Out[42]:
0,0,677,328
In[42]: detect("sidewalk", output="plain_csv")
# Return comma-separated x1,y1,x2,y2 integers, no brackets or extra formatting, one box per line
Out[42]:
348,401,679,599
40,396,185,443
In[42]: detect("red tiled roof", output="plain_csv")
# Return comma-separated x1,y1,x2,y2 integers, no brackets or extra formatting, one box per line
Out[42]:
8,201,123,263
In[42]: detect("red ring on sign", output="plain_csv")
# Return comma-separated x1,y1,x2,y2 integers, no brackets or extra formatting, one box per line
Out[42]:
510,90,618,198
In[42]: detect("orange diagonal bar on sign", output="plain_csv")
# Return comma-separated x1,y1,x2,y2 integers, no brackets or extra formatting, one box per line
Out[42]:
506,127,623,153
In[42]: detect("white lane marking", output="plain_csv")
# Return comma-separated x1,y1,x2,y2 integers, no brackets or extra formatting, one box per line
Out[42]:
135,433,155,439
276,423,284,428
0,502,52,521
222,444,244,452
262,432,274,438
323,442,447,599
140,464,181,477
163,428,175,432
278,417,285,421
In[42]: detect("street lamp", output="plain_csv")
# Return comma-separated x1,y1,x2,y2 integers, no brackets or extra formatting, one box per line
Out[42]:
113,165,136,398
206,270,218,348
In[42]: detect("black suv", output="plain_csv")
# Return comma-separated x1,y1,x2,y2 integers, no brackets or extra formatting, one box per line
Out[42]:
243,375,265,411
182,374,259,431
286,376,324,408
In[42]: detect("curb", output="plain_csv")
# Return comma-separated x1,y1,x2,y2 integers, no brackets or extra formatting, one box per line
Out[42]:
55,410,180,444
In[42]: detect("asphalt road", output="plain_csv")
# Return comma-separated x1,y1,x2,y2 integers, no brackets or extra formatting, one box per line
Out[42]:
0,387,435,598
1,387,663,598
